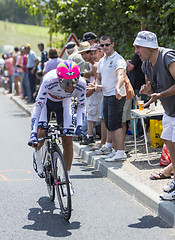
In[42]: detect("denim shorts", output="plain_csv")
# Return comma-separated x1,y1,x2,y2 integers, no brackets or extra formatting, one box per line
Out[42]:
103,95,126,131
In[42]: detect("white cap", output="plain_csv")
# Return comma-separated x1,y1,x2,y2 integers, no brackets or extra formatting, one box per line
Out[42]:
133,31,158,49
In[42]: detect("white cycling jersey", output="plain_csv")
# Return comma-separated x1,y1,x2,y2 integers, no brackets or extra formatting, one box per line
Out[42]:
31,69,86,133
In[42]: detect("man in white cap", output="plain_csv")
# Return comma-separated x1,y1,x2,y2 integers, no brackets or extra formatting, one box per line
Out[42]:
133,30,175,200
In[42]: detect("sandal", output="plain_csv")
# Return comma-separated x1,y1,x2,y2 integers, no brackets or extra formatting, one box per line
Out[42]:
150,172,171,180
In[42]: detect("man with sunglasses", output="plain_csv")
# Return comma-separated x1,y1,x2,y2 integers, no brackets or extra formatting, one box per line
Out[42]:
96,35,127,161
28,60,86,193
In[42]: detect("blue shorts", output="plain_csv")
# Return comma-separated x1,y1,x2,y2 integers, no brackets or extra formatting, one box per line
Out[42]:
103,96,126,131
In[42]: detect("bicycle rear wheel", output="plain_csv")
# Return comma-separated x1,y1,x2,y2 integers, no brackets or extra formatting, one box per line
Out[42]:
41,142,55,201
52,145,71,220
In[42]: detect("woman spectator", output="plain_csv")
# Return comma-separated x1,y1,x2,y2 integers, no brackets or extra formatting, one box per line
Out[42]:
43,48,62,74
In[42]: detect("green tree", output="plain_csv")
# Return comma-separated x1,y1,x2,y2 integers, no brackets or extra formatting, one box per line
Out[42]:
16,0,175,58
0,0,43,25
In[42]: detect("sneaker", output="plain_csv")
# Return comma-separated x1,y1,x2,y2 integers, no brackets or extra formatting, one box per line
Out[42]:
101,149,115,159
81,136,95,145
160,190,175,200
89,144,102,151
163,180,175,192
105,152,127,162
95,146,112,155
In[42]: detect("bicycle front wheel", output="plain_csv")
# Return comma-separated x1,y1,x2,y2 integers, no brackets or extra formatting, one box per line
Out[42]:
41,142,55,201
52,145,71,220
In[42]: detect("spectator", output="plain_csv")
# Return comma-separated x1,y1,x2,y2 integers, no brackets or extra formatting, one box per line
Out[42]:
13,47,19,95
21,46,31,100
33,70,43,101
14,49,23,96
65,42,85,75
96,35,127,161
150,163,173,180
126,53,147,137
78,41,96,144
133,30,175,200
82,32,98,45
95,79,134,157
82,43,104,145
38,43,48,70
4,52,14,94
78,41,93,82
84,43,108,149
1,54,7,90
25,44,39,103
43,48,62,74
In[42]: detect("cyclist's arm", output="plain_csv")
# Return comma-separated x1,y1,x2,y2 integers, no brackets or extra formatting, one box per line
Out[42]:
31,81,48,133
75,78,86,127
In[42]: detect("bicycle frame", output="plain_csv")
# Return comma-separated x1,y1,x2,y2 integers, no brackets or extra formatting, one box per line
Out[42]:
39,125,72,220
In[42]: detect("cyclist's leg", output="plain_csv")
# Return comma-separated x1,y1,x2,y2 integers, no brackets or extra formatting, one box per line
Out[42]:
48,98,74,174
61,98,74,172
34,103,49,176
62,100,75,195
61,136,73,171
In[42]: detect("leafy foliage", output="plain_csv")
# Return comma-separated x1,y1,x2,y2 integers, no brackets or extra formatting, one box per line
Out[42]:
16,0,175,58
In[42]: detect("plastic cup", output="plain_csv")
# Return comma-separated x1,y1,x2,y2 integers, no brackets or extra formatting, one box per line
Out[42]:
138,100,144,110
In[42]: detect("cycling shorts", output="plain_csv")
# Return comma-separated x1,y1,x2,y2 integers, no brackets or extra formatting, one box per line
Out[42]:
38,98,75,135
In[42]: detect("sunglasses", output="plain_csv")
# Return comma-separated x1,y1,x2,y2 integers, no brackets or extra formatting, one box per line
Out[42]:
59,78,79,89
100,43,111,47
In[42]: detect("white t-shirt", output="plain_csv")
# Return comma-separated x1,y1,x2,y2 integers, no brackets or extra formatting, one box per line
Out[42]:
97,51,126,97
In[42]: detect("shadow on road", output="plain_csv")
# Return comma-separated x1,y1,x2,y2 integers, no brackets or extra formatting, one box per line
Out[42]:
72,161,104,179
23,196,81,237
128,215,171,229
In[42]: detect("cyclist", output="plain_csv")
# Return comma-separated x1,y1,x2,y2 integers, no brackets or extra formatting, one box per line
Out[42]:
28,60,86,192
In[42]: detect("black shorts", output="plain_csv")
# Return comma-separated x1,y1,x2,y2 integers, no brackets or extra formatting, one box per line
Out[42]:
103,95,126,131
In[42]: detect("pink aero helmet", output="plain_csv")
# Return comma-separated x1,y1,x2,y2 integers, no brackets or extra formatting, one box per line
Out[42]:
56,60,80,80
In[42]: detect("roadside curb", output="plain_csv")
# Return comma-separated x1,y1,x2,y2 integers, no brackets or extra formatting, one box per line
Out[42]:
11,96,32,116
74,139,175,228
73,143,175,227
8,92,175,228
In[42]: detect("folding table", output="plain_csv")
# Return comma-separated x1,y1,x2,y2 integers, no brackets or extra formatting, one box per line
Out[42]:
131,107,164,166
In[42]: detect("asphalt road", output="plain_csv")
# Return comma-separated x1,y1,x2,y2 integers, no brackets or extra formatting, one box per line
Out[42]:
1,91,175,240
